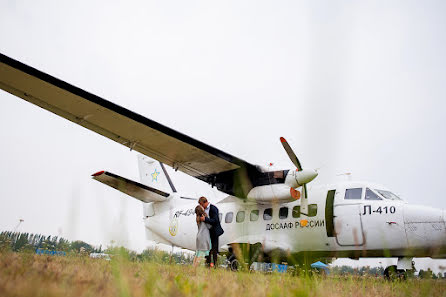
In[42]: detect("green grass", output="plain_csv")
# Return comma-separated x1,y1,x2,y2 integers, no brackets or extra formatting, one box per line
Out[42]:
0,252,445,297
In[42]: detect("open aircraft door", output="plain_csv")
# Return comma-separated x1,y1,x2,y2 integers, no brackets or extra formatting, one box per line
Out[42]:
333,188,365,246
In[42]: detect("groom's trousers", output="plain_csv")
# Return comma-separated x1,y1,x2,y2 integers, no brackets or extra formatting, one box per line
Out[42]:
206,233,218,267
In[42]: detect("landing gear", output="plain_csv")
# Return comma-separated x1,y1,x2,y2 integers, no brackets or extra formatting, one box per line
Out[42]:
228,254,239,271
384,265,407,280
226,243,264,271
384,257,415,280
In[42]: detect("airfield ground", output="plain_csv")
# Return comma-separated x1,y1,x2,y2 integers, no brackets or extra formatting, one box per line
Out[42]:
0,252,445,297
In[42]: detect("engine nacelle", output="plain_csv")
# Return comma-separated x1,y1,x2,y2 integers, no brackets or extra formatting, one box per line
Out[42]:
247,184,301,204
285,169,318,188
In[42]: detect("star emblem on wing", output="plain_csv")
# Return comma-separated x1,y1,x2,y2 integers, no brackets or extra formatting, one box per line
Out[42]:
151,169,160,182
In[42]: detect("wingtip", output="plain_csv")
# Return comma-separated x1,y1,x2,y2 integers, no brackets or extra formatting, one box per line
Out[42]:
92,170,105,177
280,137,286,143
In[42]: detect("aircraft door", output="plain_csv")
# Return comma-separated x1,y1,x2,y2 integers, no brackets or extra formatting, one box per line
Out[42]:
236,209,248,238
333,188,365,246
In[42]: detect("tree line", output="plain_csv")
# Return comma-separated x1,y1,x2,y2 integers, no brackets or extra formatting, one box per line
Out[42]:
331,265,446,279
0,230,194,264
0,231,102,254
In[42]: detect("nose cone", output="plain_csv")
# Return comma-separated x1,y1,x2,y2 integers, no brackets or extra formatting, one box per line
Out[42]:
296,169,318,185
404,204,443,223
404,204,446,251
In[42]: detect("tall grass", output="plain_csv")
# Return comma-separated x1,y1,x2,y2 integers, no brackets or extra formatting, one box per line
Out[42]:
0,251,444,297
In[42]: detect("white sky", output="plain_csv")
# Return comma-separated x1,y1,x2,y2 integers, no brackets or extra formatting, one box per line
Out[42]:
1,1,446,271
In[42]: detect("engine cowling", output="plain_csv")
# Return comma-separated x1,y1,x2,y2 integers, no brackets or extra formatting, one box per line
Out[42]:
247,184,301,203
245,168,317,204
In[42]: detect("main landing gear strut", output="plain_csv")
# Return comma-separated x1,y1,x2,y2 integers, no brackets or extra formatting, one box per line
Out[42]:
384,257,415,280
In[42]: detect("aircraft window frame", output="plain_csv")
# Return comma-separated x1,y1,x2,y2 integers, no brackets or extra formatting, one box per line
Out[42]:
365,188,382,200
236,211,245,223
279,207,288,219
345,188,363,200
375,189,402,201
250,210,259,221
292,206,300,218
308,204,318,217
225,212,233,223
263,208,273,221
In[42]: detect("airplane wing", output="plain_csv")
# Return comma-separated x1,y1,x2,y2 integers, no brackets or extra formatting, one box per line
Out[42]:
0,53,262,196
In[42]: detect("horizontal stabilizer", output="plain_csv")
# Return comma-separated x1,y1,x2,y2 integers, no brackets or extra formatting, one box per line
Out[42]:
92,171,170,203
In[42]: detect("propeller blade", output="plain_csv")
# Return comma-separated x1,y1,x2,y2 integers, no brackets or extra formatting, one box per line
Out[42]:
300,184,309,223
280,137,302,171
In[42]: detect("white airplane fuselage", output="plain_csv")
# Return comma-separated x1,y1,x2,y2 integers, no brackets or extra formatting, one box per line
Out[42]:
145,181,446,261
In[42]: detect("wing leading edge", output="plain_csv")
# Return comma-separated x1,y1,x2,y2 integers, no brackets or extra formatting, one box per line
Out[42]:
0,53,249,175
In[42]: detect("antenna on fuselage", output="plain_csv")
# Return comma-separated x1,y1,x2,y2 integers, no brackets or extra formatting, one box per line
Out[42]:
337,172,353,181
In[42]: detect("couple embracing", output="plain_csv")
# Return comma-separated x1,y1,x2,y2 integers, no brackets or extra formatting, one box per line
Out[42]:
193,196,224,268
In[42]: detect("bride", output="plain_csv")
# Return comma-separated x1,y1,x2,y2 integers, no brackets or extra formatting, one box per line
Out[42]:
193,205,212,268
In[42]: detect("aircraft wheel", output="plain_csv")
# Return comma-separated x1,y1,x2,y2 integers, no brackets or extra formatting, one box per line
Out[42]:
384,265,397,280
384,265,406,280
228,255,239,271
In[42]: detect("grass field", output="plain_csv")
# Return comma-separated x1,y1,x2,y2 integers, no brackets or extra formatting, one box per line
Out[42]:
0,252,445,297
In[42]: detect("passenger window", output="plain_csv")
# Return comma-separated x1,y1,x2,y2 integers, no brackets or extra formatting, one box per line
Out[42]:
219,213,222,222
263,208,273,220
345,188,362,200
279,207,288,219
365,188,382,200
236,211,245,223
250,210,259,221
292,206,300,218
225,212,233,223
308,204,318,217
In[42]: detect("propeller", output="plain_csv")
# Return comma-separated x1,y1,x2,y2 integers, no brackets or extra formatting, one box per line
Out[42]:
280,137,313,225
280,136,307,199
280,137,302,171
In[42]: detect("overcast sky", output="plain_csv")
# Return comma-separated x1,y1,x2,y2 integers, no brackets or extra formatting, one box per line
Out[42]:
1,1,446,271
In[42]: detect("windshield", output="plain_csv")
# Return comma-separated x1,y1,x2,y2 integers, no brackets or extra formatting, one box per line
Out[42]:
375,189,401,200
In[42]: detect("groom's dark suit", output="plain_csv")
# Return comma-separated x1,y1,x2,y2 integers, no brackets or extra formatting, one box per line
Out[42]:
204,203,224,266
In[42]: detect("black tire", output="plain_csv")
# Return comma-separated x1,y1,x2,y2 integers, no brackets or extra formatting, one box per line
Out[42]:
384,266,407,280
384,265,398,280
228,255,239,271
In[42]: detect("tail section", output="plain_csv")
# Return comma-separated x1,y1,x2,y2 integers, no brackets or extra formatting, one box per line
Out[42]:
91,155,179,245
137,155,177,193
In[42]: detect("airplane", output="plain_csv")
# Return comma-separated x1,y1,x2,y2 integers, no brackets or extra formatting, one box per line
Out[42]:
1,52,445,278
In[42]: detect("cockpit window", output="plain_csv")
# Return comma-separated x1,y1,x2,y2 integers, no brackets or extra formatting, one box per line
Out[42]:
375,189,401,200
345,188,362,200
365,188,382,200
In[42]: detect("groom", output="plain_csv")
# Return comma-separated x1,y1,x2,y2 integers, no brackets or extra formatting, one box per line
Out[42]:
199,196,224,268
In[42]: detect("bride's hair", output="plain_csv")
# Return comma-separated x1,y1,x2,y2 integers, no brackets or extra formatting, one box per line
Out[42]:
195,205,207,225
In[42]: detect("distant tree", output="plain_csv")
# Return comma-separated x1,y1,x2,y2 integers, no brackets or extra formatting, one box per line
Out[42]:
56,238,70,251
70,240,93,253
0,232,12,251
13,233,29,251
